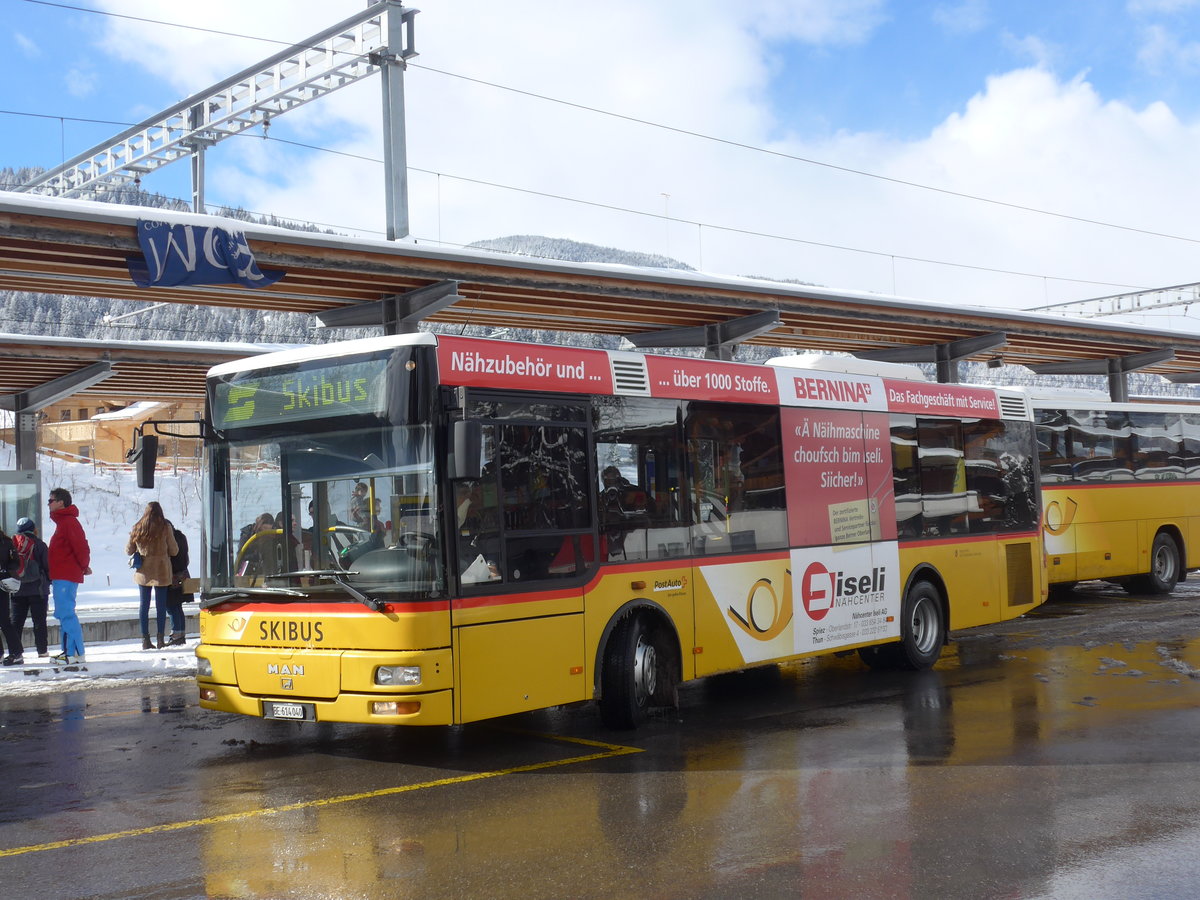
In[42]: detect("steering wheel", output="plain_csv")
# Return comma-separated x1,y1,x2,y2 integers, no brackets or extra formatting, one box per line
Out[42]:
324,524,372,556
395,530,437,549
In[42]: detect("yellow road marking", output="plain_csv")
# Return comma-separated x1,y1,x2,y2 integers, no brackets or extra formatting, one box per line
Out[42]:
0,735,643,858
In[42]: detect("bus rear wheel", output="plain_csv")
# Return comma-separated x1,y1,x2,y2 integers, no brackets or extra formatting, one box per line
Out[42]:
1127,533,1180,595
600,613,659,729
896,580,946,669
859,580,946,671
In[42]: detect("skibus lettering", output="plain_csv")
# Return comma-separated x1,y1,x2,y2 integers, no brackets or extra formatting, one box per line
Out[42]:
281,375,368,411
793,376,872,405
258,620,325,642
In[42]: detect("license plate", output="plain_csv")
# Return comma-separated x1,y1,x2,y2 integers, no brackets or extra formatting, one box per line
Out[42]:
265,701,312,721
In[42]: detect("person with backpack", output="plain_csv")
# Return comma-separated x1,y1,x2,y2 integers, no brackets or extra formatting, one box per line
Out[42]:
126,501,178,650
9,517,50,662
163,526,191,647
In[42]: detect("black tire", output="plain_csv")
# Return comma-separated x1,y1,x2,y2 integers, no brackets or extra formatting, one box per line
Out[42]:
1127,532,1180,595
858,580,945,671
599,613,659,729
894,580,946,670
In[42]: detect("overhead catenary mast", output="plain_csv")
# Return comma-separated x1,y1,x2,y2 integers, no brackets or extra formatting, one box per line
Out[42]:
17,1,418,240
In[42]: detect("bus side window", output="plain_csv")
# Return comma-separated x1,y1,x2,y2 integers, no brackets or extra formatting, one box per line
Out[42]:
594,397,686,561
916,418,968,538
963,418,1038,533
1034,409,1072,483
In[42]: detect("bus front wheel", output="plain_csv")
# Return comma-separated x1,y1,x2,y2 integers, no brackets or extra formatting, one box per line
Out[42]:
1127,533,1180,595
600,613,658,729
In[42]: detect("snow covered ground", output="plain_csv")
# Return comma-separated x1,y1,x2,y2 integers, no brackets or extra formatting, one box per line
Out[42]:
0,444,204,694
0,637,196,695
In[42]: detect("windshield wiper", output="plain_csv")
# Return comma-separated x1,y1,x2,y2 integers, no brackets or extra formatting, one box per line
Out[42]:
200,586,308,609
267,569,387,612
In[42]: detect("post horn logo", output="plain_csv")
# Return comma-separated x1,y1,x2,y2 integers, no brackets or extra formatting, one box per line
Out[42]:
727,569,793,641
1043,497,1078,536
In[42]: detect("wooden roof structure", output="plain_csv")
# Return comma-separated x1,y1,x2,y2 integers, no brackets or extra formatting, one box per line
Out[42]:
3,191,1200,402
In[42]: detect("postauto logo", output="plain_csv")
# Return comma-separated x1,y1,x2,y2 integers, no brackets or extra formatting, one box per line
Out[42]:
800,560,887,621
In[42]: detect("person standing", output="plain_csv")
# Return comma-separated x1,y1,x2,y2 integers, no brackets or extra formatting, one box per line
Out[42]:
9,517,50,662
48,487,90,664
126,501,178,650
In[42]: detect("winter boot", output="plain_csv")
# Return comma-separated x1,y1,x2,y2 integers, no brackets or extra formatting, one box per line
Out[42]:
167,632,186,647
156,634,165,649
141,635,153,651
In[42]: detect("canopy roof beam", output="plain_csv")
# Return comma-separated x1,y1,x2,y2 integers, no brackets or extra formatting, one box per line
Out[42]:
853,332,1008,383
625,310,782,361
1026,348,1176,402
316,280,464,334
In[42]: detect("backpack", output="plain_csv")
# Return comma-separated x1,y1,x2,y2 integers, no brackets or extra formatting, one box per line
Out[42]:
14,534,39,584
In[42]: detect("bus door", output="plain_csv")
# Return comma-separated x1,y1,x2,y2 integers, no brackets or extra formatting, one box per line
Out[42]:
449,396,595,723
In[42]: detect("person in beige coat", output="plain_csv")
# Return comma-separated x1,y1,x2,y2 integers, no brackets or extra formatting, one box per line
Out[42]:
126,501,179,650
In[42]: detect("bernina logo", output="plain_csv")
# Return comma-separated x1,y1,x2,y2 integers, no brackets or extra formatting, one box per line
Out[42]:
267,664,305,676
793,376,873,404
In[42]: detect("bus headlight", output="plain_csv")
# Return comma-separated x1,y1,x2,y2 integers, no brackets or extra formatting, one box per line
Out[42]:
197,656,213,677
375,665,421,686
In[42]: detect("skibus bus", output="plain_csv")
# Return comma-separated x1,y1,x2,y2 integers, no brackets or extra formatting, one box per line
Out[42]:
1030,389,1200,594
187,332,1046,728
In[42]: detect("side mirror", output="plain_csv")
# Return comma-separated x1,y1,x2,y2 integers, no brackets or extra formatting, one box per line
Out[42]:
449,420,482,480
129,433,159,489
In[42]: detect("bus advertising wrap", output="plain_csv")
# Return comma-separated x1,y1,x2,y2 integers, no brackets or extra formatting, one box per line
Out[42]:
644,356,779,404
883,379,999,417
782,409,896,546
700,542,901,664
437,336,614,394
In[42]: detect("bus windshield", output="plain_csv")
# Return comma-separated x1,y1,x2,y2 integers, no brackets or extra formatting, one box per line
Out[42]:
209,423,442,598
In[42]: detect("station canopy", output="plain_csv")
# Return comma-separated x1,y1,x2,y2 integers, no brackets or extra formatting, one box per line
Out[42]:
3,190,1200,401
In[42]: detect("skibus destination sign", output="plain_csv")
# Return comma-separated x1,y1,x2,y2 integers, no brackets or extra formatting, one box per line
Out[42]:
213,357,390,430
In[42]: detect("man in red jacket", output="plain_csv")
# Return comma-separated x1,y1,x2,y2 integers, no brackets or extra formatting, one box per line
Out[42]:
48,487,91,663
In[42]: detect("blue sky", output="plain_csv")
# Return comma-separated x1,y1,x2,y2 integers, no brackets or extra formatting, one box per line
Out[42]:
6,0,1200,323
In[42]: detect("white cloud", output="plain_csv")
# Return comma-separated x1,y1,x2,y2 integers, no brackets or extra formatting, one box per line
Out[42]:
932,0,990,35
1128,0,1200,13
14,32,39,57
1001,31,1057,67
743,0,887,44
65,64,97,99
1137,23,1200,74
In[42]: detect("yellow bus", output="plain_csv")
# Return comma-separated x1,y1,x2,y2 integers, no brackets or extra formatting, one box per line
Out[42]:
1031,390,1200,594
188,333,1045,728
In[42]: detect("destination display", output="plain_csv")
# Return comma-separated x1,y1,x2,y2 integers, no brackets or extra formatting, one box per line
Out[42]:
212,357,390,429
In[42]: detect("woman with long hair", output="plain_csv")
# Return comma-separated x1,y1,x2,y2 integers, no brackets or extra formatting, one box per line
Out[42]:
126,501,179,650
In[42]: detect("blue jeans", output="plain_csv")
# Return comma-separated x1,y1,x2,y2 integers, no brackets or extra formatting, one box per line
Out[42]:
52,580,85,657
139,584,169,637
